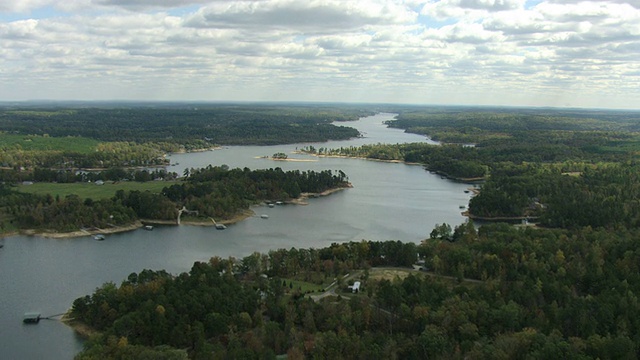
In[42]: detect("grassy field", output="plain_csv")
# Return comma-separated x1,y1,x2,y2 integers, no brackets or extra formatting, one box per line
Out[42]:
0,133,99,153
283,279,326,293
16,181,177,200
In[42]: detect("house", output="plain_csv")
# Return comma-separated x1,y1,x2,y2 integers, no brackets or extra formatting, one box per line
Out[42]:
349,281,361,293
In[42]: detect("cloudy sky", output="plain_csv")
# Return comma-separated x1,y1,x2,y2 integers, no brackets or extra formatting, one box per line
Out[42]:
1,0,639,109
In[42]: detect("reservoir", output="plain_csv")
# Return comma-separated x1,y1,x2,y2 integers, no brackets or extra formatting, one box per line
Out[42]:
0,113,473,359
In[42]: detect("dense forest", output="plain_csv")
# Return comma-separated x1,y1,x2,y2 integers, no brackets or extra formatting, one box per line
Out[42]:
72,224,640,359
0,104,367,144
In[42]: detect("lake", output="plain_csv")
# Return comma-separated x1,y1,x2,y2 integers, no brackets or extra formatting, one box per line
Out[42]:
0,113,473,359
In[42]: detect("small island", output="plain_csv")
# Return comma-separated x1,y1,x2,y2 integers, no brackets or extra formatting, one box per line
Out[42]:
271,152,288,160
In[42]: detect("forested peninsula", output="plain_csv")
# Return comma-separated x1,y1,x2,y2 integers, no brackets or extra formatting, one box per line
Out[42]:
0,166,350,236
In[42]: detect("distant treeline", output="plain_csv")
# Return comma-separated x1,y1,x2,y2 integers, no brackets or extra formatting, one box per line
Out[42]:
0,104,366,146
0,104,368,170
0,168,177,184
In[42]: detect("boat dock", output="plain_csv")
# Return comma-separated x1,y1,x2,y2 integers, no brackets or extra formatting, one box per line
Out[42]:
23,312,67,324
23,312,41,324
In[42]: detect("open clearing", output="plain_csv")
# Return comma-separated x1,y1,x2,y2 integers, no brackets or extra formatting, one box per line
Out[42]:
368,268,415,281
16,181,177,200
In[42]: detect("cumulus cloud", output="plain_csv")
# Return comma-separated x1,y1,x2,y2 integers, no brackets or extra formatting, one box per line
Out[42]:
95,0,212,10
457,0,523,11
421,0,525,20
185,0,416,32
0,0,639,108
545,0,640,9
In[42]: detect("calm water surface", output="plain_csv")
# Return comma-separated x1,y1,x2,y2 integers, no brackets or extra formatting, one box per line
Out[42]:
0,113,472,359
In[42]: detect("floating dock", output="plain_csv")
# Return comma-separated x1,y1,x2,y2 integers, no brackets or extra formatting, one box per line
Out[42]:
23,312,41,324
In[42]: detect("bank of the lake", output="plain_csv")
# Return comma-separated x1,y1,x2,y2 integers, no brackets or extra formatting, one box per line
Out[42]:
61,312,98,339
20,222,145,239
8,185,352,239
298,152,488,183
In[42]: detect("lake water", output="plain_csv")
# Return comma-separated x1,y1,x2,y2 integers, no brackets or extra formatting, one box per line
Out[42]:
0,113,473,359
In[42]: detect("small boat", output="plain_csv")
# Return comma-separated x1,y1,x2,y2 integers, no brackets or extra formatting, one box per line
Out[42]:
459,205,466,209
275,201,284,205
464,190,470,193
94,234,105,241
215,224,227,230
261,214,269,219
144,225,154,231
268,203,275,208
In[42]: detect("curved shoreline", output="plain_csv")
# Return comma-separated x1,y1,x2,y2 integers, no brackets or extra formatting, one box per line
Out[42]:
61,311,99,339
287,184,352,205
18,221,145,239
295,151,487,182
3,186,350,239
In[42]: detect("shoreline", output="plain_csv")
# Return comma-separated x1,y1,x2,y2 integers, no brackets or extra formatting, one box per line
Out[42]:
254,156,318,162
294,151,429,167
288,184,352,205
296,152,486,182
3,186,349,239
171,146,222,154
18,221,145,239
61,310,99,339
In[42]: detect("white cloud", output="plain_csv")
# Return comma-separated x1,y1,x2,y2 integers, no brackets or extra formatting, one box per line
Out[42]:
94,0,212,10
421,0,525,20
0,0,639,109
185,0,416,32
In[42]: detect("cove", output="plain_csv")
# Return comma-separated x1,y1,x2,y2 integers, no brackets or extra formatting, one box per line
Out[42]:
0,113,473,359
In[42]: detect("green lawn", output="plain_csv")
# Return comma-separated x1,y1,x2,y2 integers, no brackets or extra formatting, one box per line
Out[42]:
0,133,99,153
283,279,327,294
16,181,178,200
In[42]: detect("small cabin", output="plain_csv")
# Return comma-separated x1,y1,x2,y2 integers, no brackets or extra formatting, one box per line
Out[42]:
23,312,41,324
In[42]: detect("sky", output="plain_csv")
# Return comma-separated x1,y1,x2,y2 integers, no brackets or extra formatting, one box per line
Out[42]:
0,0,639,109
